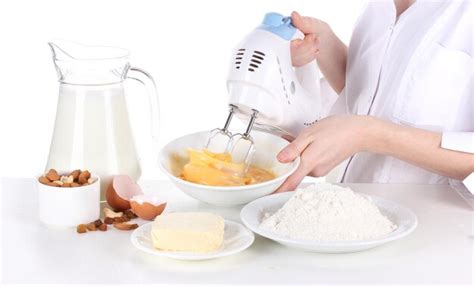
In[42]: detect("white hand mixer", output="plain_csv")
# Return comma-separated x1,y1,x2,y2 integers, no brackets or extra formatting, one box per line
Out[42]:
206,12,323,169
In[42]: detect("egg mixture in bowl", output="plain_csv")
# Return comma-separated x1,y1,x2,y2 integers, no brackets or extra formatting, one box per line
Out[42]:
173,149,276,187
159,130,300,206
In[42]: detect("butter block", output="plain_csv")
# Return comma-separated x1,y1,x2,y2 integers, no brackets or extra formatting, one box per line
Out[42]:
151,212,225,252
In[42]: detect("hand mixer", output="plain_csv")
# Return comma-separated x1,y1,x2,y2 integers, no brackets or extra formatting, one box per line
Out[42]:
207,12,324,170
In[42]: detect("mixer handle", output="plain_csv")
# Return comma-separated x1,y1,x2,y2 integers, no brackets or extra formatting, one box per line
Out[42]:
127,67,161,166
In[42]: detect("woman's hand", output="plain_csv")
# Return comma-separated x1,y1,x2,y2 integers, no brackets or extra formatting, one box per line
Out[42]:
276,115,474,193
275,115,371,192
290,11,325,67
290,11,348,93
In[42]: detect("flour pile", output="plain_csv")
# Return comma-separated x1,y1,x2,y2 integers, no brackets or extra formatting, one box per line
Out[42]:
260,183,397,241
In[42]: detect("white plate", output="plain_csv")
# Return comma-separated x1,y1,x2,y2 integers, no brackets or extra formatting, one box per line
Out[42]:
240,192,417,253
131,220,255,260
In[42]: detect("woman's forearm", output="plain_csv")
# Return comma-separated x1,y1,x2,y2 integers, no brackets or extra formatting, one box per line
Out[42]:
316,21,347,94
363,117,474,180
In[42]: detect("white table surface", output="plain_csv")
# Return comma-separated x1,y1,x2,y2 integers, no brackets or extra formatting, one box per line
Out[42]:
1,178,473,284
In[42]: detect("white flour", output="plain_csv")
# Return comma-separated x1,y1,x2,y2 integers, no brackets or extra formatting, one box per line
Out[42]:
260,183,397,241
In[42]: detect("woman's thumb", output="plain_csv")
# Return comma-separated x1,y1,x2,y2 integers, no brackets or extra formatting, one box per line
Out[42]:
291,11,312,34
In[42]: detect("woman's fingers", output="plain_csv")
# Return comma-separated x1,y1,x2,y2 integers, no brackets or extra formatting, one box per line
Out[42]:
281,134,295,142
301,34,319,58
277,131,313,163
291,34,319,67
275,150,314,193
274,168,305,193
290,11,323,64
291,11,308,33
290,39,303,58
277,143,300,163
291,11,303,30
291,11,316,34
291,38,303,48
313,36,321,55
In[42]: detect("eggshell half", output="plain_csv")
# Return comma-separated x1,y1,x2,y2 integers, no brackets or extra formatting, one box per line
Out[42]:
130,195,166,220
106,175,143,211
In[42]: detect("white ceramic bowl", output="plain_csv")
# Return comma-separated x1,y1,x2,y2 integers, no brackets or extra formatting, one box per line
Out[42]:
159,130,300,206
37,172,100,227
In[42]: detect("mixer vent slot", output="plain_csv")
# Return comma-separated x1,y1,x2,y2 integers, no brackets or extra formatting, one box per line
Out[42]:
276,57,291,104
304,119,319,126
234,48,246,70
247,50,265,72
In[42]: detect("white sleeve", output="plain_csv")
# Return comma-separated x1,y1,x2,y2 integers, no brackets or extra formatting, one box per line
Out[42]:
450,172,474,209
462,173,474,195
441,132,474,153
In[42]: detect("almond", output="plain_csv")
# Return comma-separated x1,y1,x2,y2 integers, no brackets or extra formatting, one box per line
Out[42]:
113,216,126,223
86,223,97,231
69,169,81,180
71,182,81,187
52,180,63,186
113,222,138,231
92,219,103,228
77,224,87,234
66,175,74,184
78,170,91,184
124,209,138,219
104,217,114,225
103,207,123,219
46,169,60,181
99,224,107,231
38,176,50,185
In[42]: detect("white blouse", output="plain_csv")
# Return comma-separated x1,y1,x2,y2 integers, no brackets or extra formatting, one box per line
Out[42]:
325,0,473,188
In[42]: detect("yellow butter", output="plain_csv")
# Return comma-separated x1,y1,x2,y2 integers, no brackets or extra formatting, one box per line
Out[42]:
151,212,225,252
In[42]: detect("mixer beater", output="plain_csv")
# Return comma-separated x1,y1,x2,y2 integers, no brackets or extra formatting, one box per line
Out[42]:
205,105,259,174
230,109,258,171
205,104,237,153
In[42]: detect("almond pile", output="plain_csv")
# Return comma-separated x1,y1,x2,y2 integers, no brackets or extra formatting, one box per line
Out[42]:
77,219,107,233
76,208,139,234
39,169,96,187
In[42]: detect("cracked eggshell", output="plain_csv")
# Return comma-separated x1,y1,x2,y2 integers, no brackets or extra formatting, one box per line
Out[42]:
130,194,167,220
106,175,143,211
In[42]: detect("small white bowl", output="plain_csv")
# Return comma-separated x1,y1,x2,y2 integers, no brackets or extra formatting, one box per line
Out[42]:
37,172,100,227
159,130,300,206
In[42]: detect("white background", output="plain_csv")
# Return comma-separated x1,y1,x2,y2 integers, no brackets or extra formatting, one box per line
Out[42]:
0,0,366,179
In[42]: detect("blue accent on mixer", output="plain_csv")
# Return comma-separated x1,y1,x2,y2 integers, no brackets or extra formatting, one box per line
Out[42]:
257,12,297,41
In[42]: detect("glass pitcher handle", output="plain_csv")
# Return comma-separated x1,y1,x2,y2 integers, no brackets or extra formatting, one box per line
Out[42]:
126,67,160,165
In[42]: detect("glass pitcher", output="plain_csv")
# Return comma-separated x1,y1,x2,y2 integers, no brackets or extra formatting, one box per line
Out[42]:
46,40,159,199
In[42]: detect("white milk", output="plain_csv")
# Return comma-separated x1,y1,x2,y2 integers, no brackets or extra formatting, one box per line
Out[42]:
46,83,141,199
